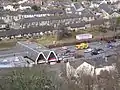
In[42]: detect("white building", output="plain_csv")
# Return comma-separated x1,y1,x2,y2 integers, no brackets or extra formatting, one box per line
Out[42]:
66,62,116,78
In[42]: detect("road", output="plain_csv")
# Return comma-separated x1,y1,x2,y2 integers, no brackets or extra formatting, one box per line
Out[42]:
0,39,120,68
52,39,120,67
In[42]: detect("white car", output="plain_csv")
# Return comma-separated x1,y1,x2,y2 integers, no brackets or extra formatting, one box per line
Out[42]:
84,48,93,53
62,46,68,50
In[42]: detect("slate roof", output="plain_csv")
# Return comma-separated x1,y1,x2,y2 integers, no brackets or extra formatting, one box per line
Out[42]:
0,20,6,24
81,9,95,17
4,9,65,16
89,19,108,25
99,3,114,15
0,26,54,37
73,2,84,10
21,9,65,15
69,21,86,28
16,15,82,24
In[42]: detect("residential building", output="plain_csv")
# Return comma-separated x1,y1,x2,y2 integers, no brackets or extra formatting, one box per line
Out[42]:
81,9,95,21
99,3,114,19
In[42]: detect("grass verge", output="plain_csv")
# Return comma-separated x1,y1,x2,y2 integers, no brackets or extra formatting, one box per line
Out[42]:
0,39,17,50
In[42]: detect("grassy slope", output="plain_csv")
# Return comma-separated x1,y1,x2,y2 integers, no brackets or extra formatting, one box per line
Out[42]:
36,28,104,46
0,39,17,50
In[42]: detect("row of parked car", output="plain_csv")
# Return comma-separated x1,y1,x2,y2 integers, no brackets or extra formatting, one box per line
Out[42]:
54,39,120,62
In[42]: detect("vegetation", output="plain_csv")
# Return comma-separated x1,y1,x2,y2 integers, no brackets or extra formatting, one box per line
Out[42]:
31,5,40,11
0,39,17,50
0,56,120,90
0,67,61,90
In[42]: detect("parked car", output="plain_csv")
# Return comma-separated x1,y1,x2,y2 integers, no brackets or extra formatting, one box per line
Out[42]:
91,48,104,55
107,39,116,43
75,43,88,50
107,44,114,49
75,54,84,58
84,48,93,53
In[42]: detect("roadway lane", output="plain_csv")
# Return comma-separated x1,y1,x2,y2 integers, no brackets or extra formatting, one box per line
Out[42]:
53,39,120,64
0,46,28,58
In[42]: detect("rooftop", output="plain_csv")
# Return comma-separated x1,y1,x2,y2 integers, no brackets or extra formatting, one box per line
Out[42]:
99,3,114,14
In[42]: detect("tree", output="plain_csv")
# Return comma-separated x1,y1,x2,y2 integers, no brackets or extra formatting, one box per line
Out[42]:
11,0,17,2
110,17,120,38
0,67,59,90
31,5,40,11
5,24,10,30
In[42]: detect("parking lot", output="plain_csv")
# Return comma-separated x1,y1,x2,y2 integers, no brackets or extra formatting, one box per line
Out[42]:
0,56,28,68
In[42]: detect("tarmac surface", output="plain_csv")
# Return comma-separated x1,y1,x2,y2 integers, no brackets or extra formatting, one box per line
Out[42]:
0,39,120,68
52,39,120,67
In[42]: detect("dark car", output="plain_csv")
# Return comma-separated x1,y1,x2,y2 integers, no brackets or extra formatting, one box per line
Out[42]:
107,44,114,49
75,54,84,58
107,39,116,43
91,50,99,55
91,48,104,55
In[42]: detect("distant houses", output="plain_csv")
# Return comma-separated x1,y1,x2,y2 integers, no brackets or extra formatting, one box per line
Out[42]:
66,61,116,78
0,0,119,38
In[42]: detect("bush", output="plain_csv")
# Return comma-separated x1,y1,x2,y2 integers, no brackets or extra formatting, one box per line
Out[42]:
31,5,40,11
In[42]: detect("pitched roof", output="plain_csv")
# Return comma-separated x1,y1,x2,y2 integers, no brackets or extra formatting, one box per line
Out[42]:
99,3,114,14
16,15,82,24
89,18,109,25
0,26,54,37
81,9,95,17
0,20,6,24
69,21,86,28
73,2,84,10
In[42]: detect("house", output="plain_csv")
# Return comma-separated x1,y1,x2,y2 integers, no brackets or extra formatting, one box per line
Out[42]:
107,0,119,4
65,7,75,14
66,61,116,78
15,15,82,29
81,9,95,21
3,5,16,11
19,5,31,10
99,3,114,19
0,20,7,29
89,19,106,27
69,21,86,30
18,0,28,4
111,12,120,18
0,25,54,38
0,9,65,25
71,2,84,11
28,0,43,5
90,2,99,8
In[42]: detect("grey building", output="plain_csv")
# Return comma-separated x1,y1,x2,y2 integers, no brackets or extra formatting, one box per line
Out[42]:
99,3,114,15
16,41,58,64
